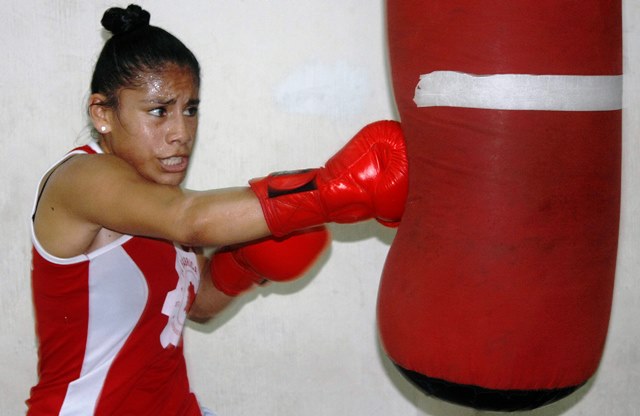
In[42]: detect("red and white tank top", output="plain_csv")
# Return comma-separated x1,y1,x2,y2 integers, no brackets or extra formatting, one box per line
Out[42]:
27,142,203,415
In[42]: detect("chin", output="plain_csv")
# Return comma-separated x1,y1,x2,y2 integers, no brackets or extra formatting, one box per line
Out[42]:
151,172,187,186
165,177,186,186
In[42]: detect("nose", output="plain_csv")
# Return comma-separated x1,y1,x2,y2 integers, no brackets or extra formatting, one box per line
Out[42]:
166,114,194,145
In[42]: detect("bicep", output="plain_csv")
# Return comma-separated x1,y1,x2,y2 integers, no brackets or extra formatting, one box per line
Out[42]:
51,155,185,239
51,154,269,246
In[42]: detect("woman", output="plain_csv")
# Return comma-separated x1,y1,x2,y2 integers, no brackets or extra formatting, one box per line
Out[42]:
27,4,407,415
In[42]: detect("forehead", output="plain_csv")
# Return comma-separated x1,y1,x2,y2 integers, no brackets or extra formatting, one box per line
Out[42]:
127,64,200,100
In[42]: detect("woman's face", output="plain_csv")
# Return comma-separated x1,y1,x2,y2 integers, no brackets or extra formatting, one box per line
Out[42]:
101,64,200,186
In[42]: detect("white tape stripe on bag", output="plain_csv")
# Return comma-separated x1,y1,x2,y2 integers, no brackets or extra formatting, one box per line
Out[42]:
413,71,622,111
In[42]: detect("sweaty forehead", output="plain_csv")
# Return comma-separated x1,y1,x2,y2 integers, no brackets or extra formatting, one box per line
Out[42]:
131,64,199,100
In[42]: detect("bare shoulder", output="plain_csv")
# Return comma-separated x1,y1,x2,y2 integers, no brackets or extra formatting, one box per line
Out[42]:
33,153,143,258
38,153,139,217
53,152,139,185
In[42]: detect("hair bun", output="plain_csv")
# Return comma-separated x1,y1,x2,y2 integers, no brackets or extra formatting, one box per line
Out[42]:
101,4,150,35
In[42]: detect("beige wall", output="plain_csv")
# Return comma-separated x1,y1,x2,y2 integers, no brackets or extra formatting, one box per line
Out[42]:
1,1,638,415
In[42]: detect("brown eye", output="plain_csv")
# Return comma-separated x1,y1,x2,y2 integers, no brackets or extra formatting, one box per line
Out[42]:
183,106,198,117
149,107,167,117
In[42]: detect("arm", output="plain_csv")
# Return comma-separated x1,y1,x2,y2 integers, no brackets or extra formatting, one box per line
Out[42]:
35,120,407,258
187,253,235,323
34,154,270,258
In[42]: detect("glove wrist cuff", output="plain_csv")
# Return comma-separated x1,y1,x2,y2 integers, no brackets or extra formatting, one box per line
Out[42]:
249,169,327,237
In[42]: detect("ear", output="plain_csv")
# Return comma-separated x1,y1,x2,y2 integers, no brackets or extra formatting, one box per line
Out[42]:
88,93,113,134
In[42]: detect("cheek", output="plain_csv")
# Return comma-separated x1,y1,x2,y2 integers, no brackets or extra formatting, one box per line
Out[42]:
125,123,166,153
135,120,163,141
181,115,198,135
120,146,151,173
114,130,158,168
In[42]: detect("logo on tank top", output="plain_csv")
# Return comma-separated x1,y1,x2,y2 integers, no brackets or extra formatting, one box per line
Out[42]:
160,248,200,348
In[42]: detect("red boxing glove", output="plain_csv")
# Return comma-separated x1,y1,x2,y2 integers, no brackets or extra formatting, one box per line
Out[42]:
250,120,408,237
210,226,330,296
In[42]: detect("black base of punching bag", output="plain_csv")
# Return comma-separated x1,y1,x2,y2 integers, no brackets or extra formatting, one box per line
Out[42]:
396,365,583,411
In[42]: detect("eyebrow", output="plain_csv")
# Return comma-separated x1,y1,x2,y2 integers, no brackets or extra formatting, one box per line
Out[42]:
145,97,201,106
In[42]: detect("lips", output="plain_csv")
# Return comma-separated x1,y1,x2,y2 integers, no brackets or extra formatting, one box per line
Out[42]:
160,156,189,172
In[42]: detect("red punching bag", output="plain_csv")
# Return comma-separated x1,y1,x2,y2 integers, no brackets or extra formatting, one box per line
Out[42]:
378,0,622,411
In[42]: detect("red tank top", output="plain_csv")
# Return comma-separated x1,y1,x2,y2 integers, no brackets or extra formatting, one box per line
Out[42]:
27,143,203,415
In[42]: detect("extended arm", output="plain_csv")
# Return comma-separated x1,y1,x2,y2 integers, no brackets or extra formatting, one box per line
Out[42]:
34,155,270,258
34,120,407,258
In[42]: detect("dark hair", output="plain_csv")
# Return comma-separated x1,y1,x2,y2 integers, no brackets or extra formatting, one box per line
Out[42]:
90,4,201,109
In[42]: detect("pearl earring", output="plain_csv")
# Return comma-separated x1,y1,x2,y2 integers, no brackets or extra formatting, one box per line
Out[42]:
100,126,107,132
